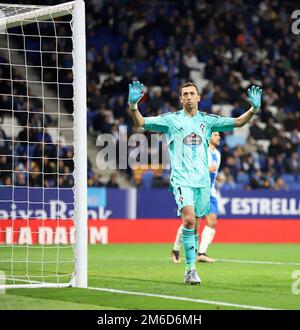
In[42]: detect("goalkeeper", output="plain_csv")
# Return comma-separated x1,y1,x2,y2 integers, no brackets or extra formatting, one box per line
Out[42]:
172,131,223,264
128,81,262,285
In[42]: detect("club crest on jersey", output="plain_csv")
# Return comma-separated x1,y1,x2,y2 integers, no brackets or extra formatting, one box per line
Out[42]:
183,132,202,147
200,123,206,134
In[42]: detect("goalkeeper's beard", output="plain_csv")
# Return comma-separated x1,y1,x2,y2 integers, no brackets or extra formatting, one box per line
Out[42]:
184,103,197,113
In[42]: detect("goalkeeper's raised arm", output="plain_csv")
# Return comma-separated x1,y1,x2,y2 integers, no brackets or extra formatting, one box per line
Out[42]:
128,81,145,127
128,81,263,129
234,86,263,127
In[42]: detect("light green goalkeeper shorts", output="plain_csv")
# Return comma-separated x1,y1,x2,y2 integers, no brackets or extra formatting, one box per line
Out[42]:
173,185,210,218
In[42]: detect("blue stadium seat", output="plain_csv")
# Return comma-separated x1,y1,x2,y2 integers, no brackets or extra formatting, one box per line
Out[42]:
169,77,180,92
235,183,244,190
225,134,246,149
288,183,300,190
140,170,154,189
236,172,250,185
87,111,96,128
282,174,296,184
136,61,149,75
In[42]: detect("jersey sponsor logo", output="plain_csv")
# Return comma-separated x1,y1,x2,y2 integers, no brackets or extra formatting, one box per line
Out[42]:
183,132,202,146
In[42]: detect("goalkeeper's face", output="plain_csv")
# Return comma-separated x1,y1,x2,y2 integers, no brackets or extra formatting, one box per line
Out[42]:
180,86,201,112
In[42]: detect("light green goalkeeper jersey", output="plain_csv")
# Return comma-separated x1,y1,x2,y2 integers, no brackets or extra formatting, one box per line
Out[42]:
144,109,235,190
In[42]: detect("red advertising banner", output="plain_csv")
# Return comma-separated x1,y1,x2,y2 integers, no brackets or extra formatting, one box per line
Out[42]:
0,219,300,244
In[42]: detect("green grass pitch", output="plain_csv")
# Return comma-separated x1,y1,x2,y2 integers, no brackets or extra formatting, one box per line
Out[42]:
1,243,300,310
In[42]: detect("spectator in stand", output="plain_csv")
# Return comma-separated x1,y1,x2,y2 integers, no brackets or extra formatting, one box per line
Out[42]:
225,156,239,179
15,172,27,186
0,126,9,155
285,152,300,175
274,154,285,175
264,118,279,140
273,177,288,191
106,173,120,188
249,119,265,140
284,113,298,132
29,164,43,187
268,137,284,158
248,170,264,189
222,175,236,190
290,129,300,147
231,102,245,118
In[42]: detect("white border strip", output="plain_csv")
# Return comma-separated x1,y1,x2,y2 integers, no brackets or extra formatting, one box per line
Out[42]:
87,286,278,310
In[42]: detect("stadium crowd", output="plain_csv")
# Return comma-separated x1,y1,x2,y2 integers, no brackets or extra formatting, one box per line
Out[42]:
84,0,300,190
0,0,300,190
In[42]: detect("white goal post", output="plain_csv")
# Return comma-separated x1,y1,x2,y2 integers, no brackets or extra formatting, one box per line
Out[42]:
0,0,87,289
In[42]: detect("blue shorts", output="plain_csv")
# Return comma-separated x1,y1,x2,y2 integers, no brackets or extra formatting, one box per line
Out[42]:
209,196,218,215
173,185,210,218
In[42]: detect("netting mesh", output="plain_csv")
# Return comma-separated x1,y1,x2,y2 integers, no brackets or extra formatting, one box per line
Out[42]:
0,2,76,286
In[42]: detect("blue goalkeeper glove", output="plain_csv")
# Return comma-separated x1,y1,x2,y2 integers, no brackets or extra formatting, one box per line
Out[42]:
128,81,144,108
247,85,262,113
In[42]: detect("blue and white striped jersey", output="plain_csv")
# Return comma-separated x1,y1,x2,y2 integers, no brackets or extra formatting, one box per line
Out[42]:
208,146,221,198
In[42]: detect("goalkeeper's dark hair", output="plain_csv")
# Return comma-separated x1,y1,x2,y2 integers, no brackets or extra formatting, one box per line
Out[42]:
180,82,200,96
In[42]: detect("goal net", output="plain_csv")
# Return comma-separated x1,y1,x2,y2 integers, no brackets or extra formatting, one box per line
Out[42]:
0,1,87,289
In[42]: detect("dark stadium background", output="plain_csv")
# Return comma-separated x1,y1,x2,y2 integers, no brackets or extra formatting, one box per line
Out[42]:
1,0,300,243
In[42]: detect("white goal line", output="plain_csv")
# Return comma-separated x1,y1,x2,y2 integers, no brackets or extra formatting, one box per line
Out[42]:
216,258,300,266
87,286,278,311
98,256,300,266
